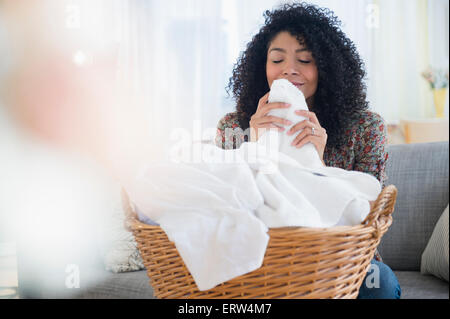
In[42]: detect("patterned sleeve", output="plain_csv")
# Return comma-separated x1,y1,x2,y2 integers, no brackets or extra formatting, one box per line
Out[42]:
215,112,249,150
353,112,389,187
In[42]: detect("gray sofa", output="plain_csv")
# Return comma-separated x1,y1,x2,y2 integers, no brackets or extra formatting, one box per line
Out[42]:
19,142,449,299
377,141,449,299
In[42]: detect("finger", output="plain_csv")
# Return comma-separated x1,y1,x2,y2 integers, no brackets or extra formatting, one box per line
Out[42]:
295,110,320,126
286,120,312,136
257,115,292,126
259,92,270,105
260,102,291,115
291,126,318,146
291,128,309,146
295,135,319,149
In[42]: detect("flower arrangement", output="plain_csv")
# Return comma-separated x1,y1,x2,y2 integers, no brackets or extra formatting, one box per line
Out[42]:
421,67,449,89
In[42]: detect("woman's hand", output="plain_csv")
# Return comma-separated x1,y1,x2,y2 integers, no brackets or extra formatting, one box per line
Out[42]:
249,92,292,142
287,110,328,163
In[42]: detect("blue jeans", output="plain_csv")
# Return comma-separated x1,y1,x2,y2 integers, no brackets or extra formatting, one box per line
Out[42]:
357,259,402,299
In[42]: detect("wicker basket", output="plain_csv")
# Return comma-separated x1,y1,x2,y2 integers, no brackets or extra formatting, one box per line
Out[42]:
123,185,397,299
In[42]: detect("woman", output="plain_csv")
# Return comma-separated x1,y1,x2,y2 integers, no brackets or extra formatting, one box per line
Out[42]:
215,3,401,299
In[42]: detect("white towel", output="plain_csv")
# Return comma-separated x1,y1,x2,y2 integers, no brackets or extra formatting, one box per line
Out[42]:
264,78,323,169
127,80,381,291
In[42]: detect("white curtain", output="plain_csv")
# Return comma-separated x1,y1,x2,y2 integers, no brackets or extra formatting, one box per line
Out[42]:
367,0,449,121
428,0,449,117
114,0,227,151
428,0,449,70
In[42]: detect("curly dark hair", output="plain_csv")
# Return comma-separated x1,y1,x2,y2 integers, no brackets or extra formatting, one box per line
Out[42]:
227,2,369,149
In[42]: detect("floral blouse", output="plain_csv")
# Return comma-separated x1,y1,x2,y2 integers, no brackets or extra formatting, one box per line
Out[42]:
215,110,389,262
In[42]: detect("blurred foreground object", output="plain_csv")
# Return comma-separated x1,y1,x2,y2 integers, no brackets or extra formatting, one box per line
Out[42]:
0,0,156,297
0,0,158,183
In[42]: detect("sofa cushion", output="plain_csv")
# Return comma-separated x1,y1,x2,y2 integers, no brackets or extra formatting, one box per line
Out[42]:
393,271,449,299
379,142,449,271
74,269,154,299
421,205,449,281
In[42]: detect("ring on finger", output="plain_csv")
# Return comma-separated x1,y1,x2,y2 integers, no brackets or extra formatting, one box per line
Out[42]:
311,127,315,136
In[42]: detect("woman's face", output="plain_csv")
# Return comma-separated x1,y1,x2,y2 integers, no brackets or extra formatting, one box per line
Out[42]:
266,31,318,107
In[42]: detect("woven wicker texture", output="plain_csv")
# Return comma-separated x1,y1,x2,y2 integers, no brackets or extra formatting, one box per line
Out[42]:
123,185,397,299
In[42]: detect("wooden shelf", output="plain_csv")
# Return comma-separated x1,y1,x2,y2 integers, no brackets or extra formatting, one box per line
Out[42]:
400,118,449,144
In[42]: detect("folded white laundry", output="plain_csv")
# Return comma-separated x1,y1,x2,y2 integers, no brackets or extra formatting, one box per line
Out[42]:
127,79,381,291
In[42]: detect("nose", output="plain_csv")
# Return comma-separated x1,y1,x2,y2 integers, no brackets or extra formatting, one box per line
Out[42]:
282,60,299,76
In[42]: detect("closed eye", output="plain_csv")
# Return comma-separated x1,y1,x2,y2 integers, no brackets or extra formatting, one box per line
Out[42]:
272,59,311,64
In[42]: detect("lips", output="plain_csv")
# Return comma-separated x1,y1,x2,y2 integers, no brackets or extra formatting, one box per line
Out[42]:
291,82,305,89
